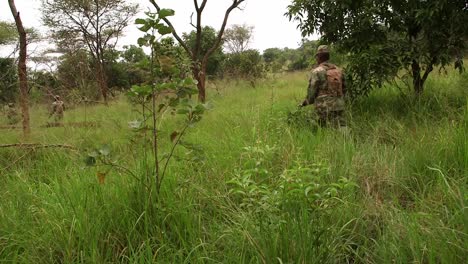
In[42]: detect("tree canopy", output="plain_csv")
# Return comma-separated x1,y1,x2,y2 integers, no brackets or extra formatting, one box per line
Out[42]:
224,24,253,54
0,21,17,45
183,26,225,76
41,0,139,102
287,0,468,96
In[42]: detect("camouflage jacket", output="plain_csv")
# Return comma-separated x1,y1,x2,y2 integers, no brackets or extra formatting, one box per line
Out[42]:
52,101,65,114
306,62,346,112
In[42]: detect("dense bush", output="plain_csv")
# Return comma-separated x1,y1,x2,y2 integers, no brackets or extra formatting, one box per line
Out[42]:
223,49,264,80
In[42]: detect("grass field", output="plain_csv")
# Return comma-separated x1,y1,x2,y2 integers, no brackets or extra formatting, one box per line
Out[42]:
0,70,467,263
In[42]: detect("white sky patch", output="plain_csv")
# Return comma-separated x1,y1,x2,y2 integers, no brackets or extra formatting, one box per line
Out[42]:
0,0,317,59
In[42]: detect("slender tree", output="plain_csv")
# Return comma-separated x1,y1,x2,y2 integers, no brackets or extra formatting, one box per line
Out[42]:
148,0,246,102
8,0,30,137
41,0,139,103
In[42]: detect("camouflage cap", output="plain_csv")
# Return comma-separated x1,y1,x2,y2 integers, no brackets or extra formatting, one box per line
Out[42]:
316,45,330,54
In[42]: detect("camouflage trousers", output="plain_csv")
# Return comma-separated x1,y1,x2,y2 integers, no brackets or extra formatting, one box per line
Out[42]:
316,110,346,128
53,111,64,122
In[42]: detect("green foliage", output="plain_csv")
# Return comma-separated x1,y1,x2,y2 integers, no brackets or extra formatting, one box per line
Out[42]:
287,0,468,96
120,9,208,193
287,106,318,129
262,40,324,73
42,0,139,51
0,58,17,103
0,21,17,45
0,21,41,45
29,70,59,102
224,24,254,53
121,45,147,64
228,144,355,214
56,50,99,99
263,48,284,72
223,49,264,80
183,26,225,76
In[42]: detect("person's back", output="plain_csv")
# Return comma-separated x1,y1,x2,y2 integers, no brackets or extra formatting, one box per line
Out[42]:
301,45,346,128
51,96,65,122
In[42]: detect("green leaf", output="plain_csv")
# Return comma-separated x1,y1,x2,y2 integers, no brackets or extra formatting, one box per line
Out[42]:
158,9,175,19
157,25,172,35
135,18,146,25
138,24,151,32
193,104,206,115
158,103,166,113
177,109,190,115
182,78,196,86
99,144,111,156
85,156,96,166
131,84,153,96
137,37,147,46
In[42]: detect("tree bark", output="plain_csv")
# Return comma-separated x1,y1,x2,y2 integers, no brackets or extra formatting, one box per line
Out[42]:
148,0,245,103
96,60,109,103
194,64,207,102
411,60,424,95
8,0,30,137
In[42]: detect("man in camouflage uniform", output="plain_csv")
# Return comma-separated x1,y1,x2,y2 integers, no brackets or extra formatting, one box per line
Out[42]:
4,103,19,125
50,95,65,122
300,45,346,128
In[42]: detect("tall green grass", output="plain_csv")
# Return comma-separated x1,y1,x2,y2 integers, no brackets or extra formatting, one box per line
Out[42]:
0,70,466,263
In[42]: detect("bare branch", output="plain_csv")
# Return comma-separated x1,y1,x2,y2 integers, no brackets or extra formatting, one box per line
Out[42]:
204,0,245,64
148,0,192,57
190,13,196,29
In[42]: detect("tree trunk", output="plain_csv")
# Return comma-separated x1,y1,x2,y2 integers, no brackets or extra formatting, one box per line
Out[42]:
193,64,207,103
8,0,30,138
411,60,424,95
96,60,108,104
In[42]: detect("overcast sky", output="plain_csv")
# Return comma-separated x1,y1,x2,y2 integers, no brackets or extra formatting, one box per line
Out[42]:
0,0,313,54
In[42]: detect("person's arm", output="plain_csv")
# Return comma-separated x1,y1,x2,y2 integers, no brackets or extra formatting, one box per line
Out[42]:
50,103,56,117
301,71,318,106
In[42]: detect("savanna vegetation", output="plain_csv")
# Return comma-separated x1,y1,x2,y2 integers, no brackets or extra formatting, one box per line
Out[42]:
0,0,467,263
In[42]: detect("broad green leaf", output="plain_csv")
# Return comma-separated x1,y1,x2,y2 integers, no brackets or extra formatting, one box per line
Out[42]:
85,156,96,166
137,37,147,46
157,25,172,35
99,144,111,156
138,24,151,32
158,8,175,19
135,18,146,25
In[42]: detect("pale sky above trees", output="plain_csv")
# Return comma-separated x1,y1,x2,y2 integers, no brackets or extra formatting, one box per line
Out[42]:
0,0,311,53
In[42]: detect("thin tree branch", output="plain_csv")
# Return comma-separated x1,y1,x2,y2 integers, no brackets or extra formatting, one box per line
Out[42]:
158,121,190,193
203,0,245,64
148,0,192,57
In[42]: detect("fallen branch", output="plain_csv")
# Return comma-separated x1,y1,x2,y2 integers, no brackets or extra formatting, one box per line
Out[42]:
0,143,77,151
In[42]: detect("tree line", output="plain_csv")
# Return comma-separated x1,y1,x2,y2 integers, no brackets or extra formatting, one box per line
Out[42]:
1,23,323,104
